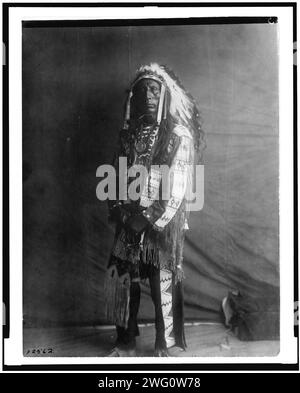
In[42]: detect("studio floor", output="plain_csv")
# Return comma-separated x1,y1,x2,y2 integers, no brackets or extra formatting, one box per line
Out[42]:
23,323,280,358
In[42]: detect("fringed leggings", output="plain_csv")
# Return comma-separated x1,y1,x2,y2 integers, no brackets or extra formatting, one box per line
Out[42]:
115,265,175,351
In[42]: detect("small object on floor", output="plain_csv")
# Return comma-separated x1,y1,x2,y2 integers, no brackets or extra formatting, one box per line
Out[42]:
222,290,280,341
106,347,137,357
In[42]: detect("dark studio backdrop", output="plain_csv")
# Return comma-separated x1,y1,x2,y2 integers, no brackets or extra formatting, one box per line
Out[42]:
23,22,279,328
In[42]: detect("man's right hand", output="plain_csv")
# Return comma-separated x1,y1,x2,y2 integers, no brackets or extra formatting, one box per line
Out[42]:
109,204,131,226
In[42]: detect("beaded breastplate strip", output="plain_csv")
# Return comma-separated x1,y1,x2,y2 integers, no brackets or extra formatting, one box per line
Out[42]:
133,124,159,166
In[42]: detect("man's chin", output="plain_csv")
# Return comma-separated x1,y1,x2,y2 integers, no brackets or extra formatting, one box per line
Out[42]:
145,108,156,115
140,112,157,123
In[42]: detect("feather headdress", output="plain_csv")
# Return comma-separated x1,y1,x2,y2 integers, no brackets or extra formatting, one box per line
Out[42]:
134,63,194,126
124,63,205,162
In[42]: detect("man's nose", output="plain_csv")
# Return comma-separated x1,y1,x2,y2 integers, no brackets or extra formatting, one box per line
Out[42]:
146,89,154,100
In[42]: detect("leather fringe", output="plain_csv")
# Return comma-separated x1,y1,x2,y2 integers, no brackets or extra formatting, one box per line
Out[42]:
141,237,160,268
141,235,186,283
104,265,131,328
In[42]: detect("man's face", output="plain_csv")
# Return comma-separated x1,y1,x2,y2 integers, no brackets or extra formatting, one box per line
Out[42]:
132,78,161,120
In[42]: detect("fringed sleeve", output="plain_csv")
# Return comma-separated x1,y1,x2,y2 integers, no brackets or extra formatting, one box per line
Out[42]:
141,125,194,231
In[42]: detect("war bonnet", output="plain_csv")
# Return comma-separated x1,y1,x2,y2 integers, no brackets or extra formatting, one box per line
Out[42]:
123,63,205,163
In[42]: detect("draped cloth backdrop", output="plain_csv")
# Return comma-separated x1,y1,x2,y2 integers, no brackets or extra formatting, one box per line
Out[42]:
23,23,279,326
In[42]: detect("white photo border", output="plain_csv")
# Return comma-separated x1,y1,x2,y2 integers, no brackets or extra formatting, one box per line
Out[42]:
3,3,298,368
